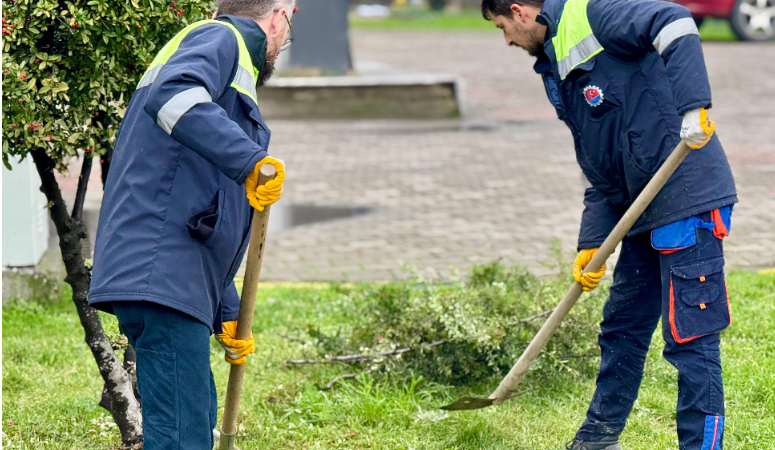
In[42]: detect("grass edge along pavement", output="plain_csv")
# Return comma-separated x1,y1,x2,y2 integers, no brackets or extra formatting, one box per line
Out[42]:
349,8,741,42
3,266,774,449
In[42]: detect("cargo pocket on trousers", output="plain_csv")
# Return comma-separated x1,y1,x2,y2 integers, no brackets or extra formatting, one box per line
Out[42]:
668,256,731,343
136,348,178,429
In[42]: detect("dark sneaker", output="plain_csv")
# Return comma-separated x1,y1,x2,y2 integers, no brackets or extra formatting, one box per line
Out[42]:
565,437,621,450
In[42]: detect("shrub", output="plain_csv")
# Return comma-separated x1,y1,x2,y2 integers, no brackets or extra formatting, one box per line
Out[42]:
289,262,607,386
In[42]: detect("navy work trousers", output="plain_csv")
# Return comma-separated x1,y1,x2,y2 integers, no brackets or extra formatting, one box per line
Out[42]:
576,211,728,450
113,302,218,450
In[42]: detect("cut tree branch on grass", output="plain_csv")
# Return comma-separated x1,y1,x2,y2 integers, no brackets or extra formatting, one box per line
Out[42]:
321,370,372,391
31,149,143,448
285,340,446,366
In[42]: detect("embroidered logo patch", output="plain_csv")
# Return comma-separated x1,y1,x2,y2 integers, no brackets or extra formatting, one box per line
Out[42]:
583,85,604,107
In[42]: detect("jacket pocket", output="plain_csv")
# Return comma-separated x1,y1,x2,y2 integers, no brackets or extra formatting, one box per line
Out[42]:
187,190,224,242
668,257,731,343
622,134,657,201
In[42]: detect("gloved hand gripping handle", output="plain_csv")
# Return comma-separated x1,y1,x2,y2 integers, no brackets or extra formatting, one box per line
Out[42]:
219,163,276,450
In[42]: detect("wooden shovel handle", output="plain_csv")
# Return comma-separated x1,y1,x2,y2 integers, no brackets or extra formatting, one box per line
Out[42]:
489,141,692,404
219,163,276,449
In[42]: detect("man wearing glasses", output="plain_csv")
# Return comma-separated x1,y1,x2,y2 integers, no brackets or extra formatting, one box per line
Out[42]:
88,1,295,448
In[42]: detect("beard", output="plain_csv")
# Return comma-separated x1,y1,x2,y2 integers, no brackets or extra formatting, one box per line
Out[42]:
257,61,275,87
523,27,545,57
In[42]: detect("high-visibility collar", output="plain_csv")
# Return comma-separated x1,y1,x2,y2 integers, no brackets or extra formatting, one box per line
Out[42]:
550,0,604,81
215,14,268,75
137,18,265,105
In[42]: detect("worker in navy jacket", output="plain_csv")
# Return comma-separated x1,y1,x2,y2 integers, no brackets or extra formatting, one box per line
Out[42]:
482,0,736,449
89,1,294,448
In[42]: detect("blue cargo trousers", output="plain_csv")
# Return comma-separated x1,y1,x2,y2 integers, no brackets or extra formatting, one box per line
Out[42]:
113,302,218,450
576,211,730,450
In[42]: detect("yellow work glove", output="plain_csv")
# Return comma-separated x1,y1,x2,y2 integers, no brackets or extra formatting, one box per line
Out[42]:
573,248,606,292
680,107,715,149
245,156,285,211
215,321,255,365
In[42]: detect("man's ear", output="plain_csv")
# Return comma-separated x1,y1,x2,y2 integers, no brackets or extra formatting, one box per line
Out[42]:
510,4,528,23
270,9,284,35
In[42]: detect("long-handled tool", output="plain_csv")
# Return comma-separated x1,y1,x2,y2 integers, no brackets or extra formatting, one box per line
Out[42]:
442,141,692,411
218,163,277,450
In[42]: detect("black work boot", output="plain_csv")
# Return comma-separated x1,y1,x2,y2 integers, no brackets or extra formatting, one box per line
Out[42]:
565,436,621,450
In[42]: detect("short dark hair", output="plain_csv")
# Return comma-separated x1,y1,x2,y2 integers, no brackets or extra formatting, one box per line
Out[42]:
481,0,545,19
217,0,294,21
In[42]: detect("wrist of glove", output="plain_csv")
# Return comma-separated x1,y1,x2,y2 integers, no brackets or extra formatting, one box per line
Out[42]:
245,156,285,211
680,107,715,149
573,248,606,292
215,320,255,365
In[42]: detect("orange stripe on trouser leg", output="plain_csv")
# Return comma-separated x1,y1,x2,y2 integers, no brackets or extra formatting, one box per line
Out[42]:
710,415,719,450
725,280,732,325
711,209,729,240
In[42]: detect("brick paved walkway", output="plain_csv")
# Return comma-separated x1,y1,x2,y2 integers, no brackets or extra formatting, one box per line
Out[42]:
251,31,775,280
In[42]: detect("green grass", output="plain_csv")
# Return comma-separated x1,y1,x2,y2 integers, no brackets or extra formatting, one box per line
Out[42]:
3,272,774,449
349,8,740,41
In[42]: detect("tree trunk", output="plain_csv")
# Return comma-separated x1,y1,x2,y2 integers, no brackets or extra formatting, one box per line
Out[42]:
31,149,143,449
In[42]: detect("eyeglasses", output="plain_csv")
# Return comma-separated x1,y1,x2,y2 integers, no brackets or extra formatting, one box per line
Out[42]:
279,14,293,51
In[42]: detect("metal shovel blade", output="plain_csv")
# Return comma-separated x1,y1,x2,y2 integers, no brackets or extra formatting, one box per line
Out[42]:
440,396,495,411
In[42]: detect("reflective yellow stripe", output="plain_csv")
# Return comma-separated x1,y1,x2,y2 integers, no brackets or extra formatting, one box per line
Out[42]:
552,0,604,80
137,20,259,106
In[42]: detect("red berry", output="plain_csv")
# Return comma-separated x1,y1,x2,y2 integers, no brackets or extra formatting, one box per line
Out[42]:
34,58,40,64
171,1,176,6
176,11,181,16
11,123,17,127
8,24,12,28
169,6,173,9
180,9,184,13
19,74,26,79
138,25,142,28
18,98,23,102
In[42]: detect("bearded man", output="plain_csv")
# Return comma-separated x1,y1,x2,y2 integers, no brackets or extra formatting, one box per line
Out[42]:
89,1,295,448
482,0,736,448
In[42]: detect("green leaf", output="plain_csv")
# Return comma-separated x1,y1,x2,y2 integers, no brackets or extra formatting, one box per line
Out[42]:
67,133,81,144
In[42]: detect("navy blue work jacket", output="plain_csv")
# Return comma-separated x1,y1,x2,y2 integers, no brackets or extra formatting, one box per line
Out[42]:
89,16,270,332
535,0,737,249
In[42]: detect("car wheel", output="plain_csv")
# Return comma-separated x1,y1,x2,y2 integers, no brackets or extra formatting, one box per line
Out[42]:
729,0,775,41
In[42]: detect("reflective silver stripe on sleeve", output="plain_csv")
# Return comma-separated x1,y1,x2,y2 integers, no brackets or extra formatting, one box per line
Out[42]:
232,65,258,101
156,87,212,134
137,64,164,89
652,17,699,55
557,34,603,79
